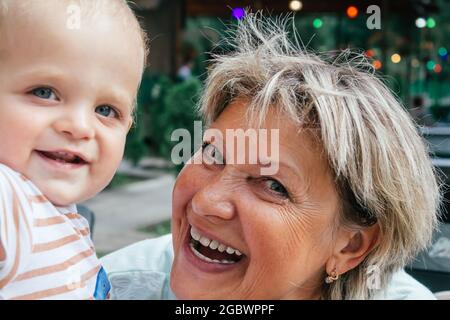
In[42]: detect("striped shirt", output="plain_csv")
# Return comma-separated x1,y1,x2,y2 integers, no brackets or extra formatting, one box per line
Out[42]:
0,164,109,300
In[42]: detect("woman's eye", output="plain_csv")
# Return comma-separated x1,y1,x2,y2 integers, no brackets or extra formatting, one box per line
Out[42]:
264,179,289,198
31,87,58,100
95,105,118,118
201,142,224,165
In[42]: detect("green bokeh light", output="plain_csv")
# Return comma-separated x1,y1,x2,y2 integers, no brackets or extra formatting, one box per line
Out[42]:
427,60,436,71
313,18,323,29
426,17,436,28
438,47,448,57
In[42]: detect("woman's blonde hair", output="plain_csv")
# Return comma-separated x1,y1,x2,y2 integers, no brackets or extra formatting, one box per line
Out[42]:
199,12,442,299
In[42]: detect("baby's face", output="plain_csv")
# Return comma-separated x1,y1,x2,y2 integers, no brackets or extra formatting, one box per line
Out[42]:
0,4,144,205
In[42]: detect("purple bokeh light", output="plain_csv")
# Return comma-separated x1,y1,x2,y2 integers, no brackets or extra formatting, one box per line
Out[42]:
232,7,245,20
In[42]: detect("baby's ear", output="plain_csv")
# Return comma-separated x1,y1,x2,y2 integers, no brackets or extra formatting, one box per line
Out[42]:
127,118,133,131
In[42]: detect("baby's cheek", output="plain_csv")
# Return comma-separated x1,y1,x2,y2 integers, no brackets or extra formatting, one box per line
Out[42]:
108,137,126,171
94,138,126,188
89,162,116,195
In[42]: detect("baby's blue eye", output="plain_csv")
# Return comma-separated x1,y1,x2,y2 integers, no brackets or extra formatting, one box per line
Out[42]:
95,105,118,118
32,87,57,100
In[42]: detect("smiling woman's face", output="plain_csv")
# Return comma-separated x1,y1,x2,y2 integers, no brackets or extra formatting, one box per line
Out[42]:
170,99,342,299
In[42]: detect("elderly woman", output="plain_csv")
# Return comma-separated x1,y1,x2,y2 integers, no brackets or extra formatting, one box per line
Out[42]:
102,14,441,300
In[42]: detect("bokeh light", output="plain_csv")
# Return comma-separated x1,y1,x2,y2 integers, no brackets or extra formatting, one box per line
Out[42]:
426,17,436,28
346,6,358,19
434,64,442,73
313,18,323,29
427,60,436,71
373,60,382,70
391,53,401,64
289,0,303,11
232,7,245,20
365,49,374,58
415,17,426,28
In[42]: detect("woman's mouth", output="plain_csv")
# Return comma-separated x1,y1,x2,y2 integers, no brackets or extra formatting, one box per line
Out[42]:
187,225,245,265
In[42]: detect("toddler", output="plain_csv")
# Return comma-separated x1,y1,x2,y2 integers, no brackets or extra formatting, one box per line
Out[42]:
0,0,147,299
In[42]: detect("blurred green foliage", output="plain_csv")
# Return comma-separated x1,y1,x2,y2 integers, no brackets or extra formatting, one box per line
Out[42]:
430,103,450,123
124,114,147,166
105,174,146,190
137,219,172,236
124,72,202,169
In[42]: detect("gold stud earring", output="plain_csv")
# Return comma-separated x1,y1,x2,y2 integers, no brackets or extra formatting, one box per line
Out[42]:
325,269,339,284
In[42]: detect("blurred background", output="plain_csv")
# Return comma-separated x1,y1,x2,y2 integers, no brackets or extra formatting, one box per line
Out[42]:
83,0,450,293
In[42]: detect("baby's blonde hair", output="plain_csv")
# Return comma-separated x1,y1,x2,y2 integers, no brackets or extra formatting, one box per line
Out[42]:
200,12,442,299
0,0,149,67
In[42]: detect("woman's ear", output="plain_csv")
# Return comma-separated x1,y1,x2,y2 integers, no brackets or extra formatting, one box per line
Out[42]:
327,223,380,276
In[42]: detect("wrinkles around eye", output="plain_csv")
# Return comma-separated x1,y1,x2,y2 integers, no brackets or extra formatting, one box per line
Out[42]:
201,141,224,165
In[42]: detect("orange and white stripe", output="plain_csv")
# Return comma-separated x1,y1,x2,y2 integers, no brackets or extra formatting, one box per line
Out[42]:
0,164,104,300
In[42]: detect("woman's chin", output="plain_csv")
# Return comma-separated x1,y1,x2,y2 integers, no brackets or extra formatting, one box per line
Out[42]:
170,245,248,299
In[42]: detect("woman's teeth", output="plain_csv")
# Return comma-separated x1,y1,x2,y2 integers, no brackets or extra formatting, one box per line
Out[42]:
190,226,242,256
189,226,243,264
189,242,236,264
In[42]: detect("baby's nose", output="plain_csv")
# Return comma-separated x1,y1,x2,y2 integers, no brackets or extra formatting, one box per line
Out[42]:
53,107,95,140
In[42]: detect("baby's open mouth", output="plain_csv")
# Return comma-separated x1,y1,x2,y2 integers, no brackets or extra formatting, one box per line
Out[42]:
189,226,245,264
37,150,88,165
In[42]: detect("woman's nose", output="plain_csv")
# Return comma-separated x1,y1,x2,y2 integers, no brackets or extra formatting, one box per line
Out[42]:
191,181,236,222
53,105,95,140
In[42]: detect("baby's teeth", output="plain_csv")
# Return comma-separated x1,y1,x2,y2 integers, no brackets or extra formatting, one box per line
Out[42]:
218,244,227,252
190,227,201,241
199,236,211,247
209,240,219,250
235,250,242,256
226,247,235,255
